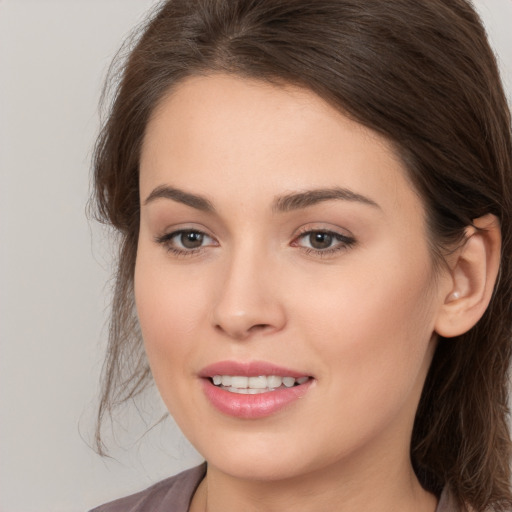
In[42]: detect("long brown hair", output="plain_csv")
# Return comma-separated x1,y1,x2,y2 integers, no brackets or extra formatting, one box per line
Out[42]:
92,1,512,510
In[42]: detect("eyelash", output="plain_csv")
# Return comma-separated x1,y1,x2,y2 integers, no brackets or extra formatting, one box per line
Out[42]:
155,228,356,258
291,228,356,257
155,230,217,257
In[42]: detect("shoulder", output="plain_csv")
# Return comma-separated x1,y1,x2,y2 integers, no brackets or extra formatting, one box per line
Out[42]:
436,487,459,512
436,487,480,512
89,463,206,512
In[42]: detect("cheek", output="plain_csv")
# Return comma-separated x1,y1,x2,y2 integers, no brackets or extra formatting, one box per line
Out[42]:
289,248,438,399
134,248,210,380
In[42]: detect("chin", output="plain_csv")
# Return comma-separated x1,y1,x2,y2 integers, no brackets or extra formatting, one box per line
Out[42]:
209,455,307,482
192,430,330,483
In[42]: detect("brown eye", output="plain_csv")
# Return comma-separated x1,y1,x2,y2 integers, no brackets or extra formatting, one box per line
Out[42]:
156,229,217,254
293,229,356,255
180,231,204,249
309,232,333,250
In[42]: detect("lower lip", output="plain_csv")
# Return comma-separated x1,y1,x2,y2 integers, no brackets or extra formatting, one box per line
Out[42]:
201,379,313,419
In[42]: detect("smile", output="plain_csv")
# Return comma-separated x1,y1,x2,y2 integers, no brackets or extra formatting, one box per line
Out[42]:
211,375,310,394
199,361,314,418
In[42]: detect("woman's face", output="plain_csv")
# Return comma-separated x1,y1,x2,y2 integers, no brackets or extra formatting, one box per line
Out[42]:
136,74,449,481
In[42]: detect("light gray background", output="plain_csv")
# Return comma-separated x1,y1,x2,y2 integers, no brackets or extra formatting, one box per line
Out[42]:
0,1,510,511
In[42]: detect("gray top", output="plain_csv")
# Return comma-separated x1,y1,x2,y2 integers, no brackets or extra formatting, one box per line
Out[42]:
90,465,206,512
90,464,458,511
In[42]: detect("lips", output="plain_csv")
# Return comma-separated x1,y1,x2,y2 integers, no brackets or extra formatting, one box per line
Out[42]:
199,361,314,419
200,360,311,378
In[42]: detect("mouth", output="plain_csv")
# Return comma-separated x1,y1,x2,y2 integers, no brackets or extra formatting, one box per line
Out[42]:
209,375,311,394
199,361,314,418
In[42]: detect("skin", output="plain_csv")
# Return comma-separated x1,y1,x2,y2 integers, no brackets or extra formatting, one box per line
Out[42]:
135,74,454,512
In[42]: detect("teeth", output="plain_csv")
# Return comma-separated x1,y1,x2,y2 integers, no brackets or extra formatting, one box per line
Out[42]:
282,377,296,388
211,375,309,392
231,376,249,388
227,387,262,394
267,375,282,388
248,376,268,389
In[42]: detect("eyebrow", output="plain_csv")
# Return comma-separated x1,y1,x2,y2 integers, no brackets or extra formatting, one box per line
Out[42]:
144,185,380,212
144,185,214,212
272,187,380,212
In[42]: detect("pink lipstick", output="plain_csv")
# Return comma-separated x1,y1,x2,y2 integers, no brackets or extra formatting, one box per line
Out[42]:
199,361,313,419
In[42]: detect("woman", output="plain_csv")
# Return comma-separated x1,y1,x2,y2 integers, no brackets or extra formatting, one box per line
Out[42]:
90,0,512,511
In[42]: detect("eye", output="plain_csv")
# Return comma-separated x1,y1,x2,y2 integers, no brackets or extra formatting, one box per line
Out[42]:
292,229,355,255
155,229,217,255
304,232,335,250
175,231,207,249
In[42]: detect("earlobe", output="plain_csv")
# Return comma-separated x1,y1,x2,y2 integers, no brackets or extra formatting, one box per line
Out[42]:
434,214,501,338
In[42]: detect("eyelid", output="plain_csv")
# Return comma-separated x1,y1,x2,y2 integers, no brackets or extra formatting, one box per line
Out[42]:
154,225,219,256
290,224,356,255
293,223,355,241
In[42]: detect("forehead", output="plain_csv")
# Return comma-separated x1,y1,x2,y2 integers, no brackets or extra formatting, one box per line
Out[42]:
140,73,422,218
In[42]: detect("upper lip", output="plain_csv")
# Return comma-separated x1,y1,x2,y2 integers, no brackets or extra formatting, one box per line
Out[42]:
199,360,310,379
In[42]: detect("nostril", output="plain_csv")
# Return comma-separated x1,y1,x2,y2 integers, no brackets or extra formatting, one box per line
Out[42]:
249,323,271,332
214,322,272,339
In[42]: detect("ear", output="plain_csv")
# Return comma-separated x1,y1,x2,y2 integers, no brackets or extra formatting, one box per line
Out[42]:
434,214,501,338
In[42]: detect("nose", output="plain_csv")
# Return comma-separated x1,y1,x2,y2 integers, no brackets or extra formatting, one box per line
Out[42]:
211,250,287,340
